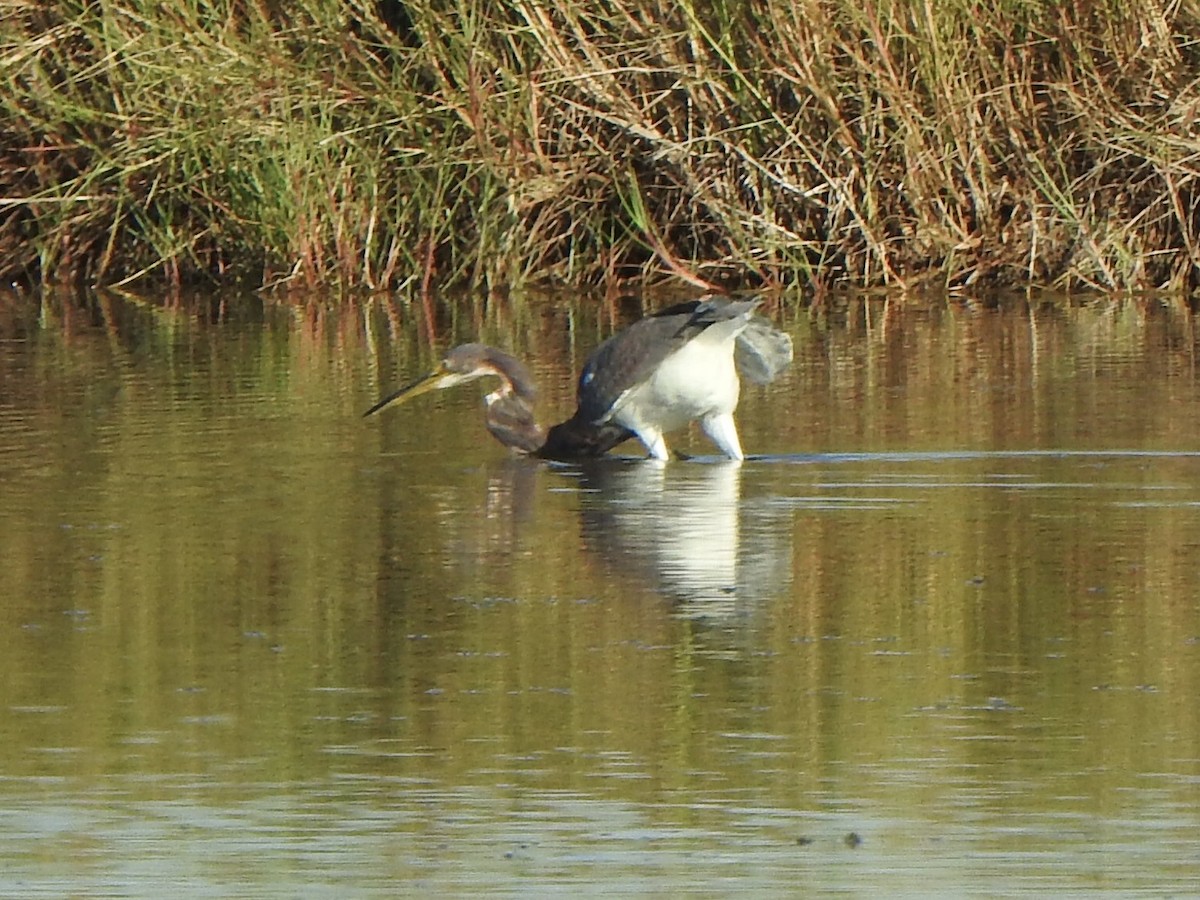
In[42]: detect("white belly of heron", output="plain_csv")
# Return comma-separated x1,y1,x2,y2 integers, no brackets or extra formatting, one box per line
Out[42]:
609,317,746,460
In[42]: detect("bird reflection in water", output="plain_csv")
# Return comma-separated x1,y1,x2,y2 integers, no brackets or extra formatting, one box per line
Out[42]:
364,295,792,461
575,461,791,615
404,454,791,619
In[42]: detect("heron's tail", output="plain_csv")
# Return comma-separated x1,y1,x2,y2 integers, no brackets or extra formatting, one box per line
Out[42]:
735,318,794,384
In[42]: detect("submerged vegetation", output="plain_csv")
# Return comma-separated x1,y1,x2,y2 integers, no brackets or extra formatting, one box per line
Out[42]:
4,1,1200,294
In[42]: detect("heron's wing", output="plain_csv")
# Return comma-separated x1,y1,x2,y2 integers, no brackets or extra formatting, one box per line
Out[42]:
575,297,760,423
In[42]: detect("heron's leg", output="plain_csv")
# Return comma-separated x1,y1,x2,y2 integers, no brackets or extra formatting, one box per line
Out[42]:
636,427,671,461
700,413,744,461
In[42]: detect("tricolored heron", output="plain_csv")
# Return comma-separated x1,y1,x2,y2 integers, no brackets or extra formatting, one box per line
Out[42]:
363,296,792,461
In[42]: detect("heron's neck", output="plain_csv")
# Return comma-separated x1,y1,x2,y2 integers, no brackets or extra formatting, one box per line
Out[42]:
483,388,546,455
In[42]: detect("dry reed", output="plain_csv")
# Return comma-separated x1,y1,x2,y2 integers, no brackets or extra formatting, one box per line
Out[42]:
3,1,1200,294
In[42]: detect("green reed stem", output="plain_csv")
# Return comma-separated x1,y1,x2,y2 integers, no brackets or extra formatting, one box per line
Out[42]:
3,0,1200,294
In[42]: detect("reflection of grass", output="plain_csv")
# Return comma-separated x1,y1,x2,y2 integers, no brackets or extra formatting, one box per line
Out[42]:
2,289,1199,837
6,3,1200,293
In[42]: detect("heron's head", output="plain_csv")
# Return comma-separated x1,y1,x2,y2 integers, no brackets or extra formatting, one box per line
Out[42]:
363,343,536,418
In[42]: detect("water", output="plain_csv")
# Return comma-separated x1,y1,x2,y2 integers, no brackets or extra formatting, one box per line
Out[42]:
1,289,1198,896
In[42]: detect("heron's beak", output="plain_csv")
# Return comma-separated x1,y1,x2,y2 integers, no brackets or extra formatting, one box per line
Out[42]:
363,364,454,418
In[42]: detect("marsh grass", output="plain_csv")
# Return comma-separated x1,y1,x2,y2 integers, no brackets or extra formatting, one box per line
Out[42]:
4,1,1200,294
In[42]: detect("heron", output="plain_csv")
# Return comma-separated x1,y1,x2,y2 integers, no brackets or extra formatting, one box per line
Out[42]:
363,296,792,461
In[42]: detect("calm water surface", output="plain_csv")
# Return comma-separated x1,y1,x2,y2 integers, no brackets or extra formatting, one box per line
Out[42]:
1,289,1198,896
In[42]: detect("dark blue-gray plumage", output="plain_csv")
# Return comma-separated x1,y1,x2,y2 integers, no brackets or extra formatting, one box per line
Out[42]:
365,296,792,461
